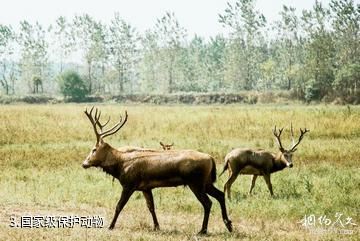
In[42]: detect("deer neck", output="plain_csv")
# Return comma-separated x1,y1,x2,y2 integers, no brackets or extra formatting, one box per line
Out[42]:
271,152,287,173
99,145,125,180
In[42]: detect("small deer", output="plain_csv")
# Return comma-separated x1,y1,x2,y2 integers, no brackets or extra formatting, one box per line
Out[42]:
160,142,174,150
220,125,309,199
82,107,232,234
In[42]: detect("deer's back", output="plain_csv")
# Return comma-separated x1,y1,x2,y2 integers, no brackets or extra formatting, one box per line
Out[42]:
119,150,215,189
225,148,274,175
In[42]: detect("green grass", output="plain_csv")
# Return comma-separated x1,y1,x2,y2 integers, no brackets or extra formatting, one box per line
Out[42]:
0,104,359,240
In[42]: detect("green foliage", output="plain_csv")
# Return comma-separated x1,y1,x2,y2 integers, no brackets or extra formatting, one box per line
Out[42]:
205,35,227,91
302,2,336,100
219,0,266,90
304,78,321,102
0,24,13,50
72,14,108,94
259,59,276,90
108,13,139,93
52,16,75,73
0,0,359,103
334,63,360,92
58,70,88,101
177,36,207,92
17,21,49,94
273,5,300,90
0,24,16,95
330,0,360,66
154,12,187,93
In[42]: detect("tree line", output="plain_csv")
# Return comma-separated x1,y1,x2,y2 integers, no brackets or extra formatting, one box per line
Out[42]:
0,0,359,102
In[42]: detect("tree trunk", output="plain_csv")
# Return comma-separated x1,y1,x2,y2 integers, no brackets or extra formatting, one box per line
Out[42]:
288,58,292,90
11,77,15,95
1,79,9,95
287,40,293,90
168,56,174,93
60,56,64,73
168,68,173,93
101,63,105,94
117,61,124,93
88,60,92,94
1,64,10,95
246,59,251,91
5,82,9,95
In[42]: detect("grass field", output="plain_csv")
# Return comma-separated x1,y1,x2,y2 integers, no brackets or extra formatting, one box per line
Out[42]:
0,104,359,240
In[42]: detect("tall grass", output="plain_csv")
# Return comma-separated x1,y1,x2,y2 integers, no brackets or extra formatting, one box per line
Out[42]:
0,104,359,240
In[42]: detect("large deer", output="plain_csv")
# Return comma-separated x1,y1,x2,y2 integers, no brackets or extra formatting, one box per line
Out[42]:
220,125,309,199
82,107,232,234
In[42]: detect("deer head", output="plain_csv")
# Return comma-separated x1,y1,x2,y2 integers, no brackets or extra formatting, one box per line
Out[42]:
273,124,309,168
160,142,174,150
83,106,128,168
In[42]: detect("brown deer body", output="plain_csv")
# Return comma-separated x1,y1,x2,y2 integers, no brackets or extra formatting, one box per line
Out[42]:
220,126,309,199
82,107,232,234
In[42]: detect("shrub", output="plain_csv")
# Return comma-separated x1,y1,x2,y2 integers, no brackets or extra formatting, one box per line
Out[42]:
333,63,360,94
58,70,88,102
304,79,321,103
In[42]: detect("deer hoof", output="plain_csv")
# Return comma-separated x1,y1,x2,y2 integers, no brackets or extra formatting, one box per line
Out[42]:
225,220,233,232
198,229,207,235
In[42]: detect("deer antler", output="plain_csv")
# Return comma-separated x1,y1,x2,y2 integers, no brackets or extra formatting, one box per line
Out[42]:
101,113,128,139
160,142,174,150
97,114,111,131
84,106,101,143
290,128,309,152
273,126,285,151
85,106,128,142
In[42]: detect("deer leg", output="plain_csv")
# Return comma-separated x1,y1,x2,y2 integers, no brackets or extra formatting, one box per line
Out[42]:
223,172,239,201
249,175,258,195
109,188,134,230
189,185,212,235
206,184,232,232
142,190,160,230
263,174,274,196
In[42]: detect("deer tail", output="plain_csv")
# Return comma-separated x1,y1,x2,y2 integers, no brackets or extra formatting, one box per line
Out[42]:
219,158,229,177
211,158,217,183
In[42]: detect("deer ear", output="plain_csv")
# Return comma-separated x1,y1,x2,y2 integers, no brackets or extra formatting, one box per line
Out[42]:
292,148,297,152
160,142,164,146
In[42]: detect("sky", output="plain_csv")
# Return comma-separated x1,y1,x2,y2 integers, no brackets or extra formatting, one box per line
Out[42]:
0,0,352,38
